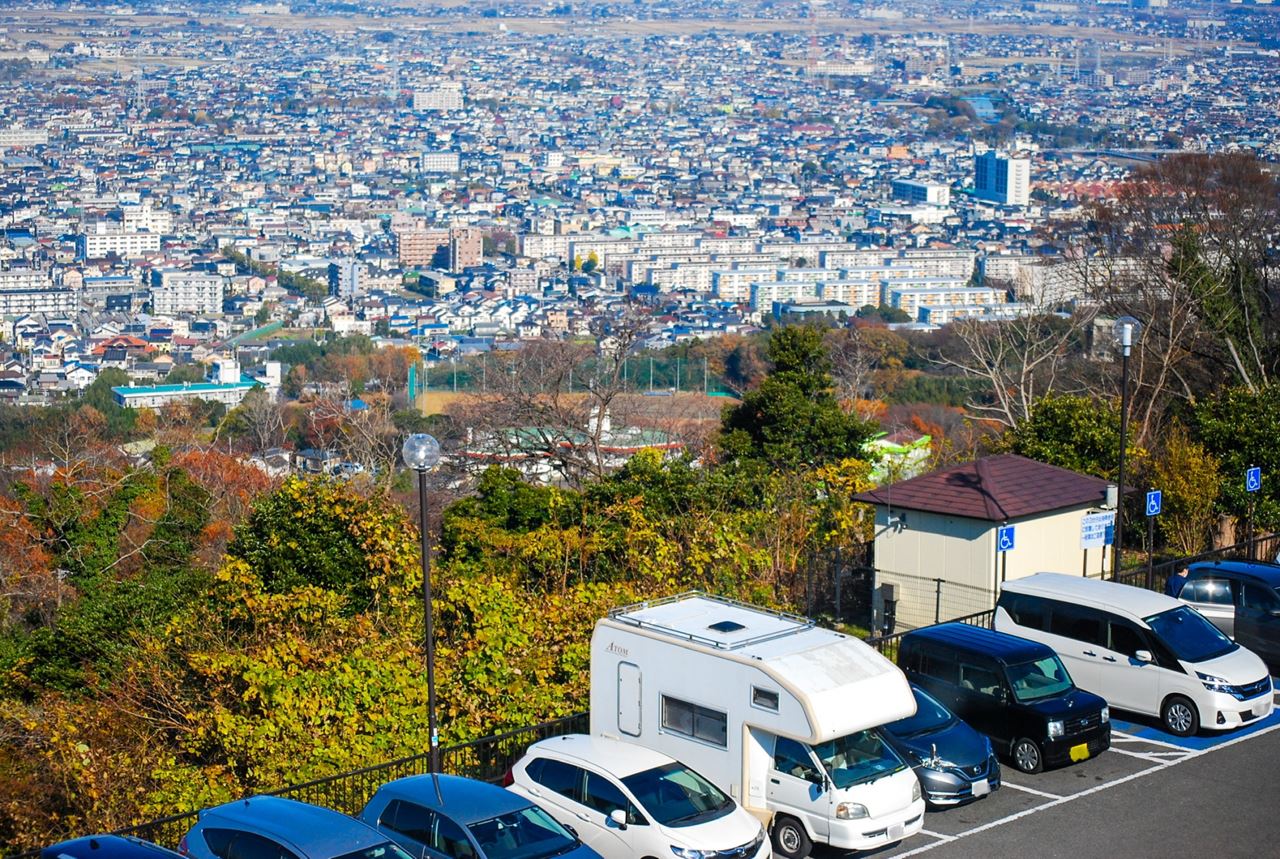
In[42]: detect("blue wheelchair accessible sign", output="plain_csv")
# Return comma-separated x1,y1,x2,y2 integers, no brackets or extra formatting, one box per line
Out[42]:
997,525,1015,552
1146,490,1162,517
1246,467,1262,493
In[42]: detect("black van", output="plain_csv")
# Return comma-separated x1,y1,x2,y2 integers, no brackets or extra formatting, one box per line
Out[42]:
898,623,1111,774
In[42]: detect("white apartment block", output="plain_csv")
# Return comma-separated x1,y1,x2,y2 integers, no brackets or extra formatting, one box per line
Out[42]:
0,289,75,316
0,126,49,148
713,268,775,302
888,285,1004,320
899,248,976,280
79,230,163,259
150,271,225,315
520,234,572,260
121,203,173,234
413,82,464,111
420,150,461,173
750,280,821,312
0,268,52,292
817,280,884,308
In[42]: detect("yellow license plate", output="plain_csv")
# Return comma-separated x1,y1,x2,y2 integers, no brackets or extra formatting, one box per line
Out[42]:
1069,742,1091,762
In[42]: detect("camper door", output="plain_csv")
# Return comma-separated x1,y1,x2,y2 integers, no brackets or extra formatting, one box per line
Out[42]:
765,735,832,841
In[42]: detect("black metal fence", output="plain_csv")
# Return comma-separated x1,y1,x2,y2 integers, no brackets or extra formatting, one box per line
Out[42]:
1113,534,1280,594
866,608,995,663
97,712,589,851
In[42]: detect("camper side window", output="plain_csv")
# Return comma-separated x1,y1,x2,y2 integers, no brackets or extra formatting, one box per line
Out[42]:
661,695,728,748
751,686,780,712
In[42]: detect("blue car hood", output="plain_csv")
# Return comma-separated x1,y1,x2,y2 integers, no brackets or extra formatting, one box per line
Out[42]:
890,719,990,768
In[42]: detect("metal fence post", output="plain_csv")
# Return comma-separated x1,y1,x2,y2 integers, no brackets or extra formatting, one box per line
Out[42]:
934,578,943,625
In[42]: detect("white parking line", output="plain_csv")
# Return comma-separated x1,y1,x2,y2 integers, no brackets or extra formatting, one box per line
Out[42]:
891,721,1280,857
1109,730,1191,752
1105,747,1190,763
999,781,1062,800
918,829,957,843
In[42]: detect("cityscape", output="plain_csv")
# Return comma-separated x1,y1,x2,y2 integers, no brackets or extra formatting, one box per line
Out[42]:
2,1,1280,857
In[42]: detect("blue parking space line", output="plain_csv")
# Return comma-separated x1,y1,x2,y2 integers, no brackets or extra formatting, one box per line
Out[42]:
1112,708,1280,751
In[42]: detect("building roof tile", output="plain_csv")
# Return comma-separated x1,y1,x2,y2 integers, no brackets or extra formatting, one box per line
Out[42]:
852,453,1109,522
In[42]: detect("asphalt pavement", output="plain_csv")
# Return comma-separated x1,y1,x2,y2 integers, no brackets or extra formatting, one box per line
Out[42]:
812,688,1280,859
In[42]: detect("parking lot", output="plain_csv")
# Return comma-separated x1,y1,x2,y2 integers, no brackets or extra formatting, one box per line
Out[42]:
813,686,1280,859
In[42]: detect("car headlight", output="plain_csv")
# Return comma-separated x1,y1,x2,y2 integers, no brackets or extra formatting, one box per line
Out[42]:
1100,706,1110,724
670,847,707,859
911,778,922,802
1196,671,1233,694
836,802,869,820
1047,719,1064,739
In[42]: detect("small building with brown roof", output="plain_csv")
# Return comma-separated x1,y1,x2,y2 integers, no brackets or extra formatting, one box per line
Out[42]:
852,454,1115,630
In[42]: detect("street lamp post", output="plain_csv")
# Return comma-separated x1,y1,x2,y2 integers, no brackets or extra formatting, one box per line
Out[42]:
402,433,442,772
1113,317,1140,579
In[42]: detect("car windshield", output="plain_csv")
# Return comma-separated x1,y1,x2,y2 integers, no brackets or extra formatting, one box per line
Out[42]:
468,806,580,859
1005,655,1073,703
335,843,416,859
1145,605,1238,663
812,730,906,789
621,761,735,827
884,688,954,738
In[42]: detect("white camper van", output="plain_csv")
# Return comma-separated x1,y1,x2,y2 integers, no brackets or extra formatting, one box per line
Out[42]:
590,594,924,859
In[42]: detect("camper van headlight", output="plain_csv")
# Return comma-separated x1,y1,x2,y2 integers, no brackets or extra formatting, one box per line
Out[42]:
1100,706,1110,724
1196,671,1233,694
1047,720,1064,739
836,802,869,820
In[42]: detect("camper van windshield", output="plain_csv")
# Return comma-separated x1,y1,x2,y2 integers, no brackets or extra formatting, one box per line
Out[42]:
812,730,906,789
622,762,735,828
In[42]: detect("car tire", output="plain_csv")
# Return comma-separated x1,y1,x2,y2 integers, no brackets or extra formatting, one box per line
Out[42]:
1011,738,1044,774
1162,695,1200,737
772,815,813,859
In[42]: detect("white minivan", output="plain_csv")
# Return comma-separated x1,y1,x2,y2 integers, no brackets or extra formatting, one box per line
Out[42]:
996,573,1274,736
506,734,770,859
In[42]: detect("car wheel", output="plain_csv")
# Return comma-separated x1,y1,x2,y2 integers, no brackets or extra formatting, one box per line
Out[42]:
1011,738,1043,774
772,815,813,859
1162,695,1200,737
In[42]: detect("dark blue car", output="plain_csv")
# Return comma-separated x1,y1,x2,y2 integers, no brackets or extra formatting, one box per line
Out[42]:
359,774,602,859
881,685,1001,807
43,836,182,859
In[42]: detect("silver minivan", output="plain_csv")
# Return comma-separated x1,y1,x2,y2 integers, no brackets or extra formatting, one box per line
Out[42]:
995,574,1273,736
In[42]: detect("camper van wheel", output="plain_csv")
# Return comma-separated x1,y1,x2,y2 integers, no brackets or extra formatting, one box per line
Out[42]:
771,816,812,859
1011,738,1044,774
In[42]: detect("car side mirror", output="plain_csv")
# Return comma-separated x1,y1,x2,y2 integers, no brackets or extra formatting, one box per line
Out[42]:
1135,649,1153,663
609,808,628,830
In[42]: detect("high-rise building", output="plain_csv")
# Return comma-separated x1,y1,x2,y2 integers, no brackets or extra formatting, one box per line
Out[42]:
448,227,484,271
974,152,1030,207
394,226,450,267
150,270,224,315
328,259,363,300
